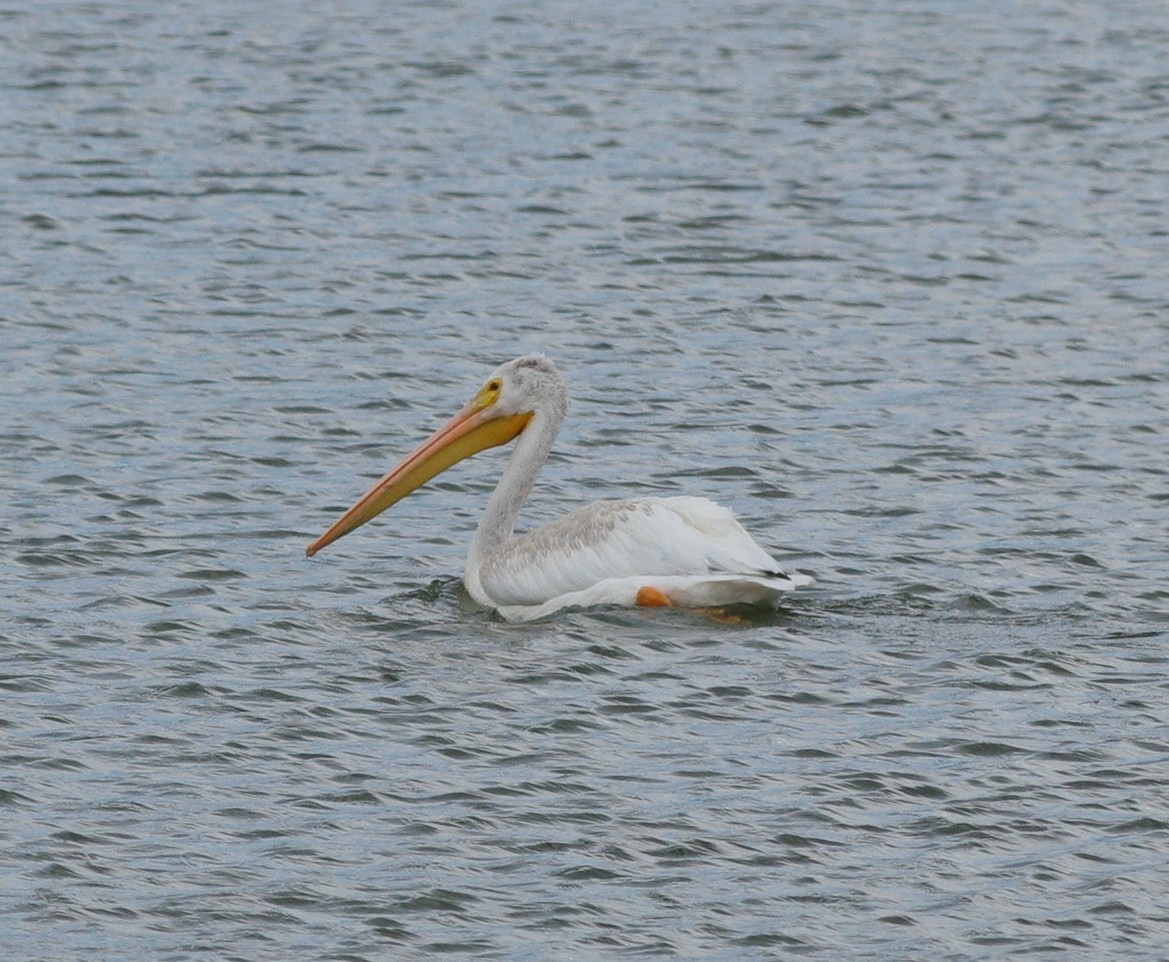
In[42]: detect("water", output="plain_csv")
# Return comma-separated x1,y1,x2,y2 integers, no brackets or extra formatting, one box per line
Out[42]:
3,1,1168,958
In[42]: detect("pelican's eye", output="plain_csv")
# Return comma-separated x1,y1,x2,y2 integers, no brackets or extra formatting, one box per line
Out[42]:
475,377,503,409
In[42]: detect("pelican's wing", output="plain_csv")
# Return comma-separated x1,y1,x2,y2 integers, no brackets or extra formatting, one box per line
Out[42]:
477,496,812,619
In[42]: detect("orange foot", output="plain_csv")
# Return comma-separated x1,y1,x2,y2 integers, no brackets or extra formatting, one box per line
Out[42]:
636,586,672,607
704,608,746,625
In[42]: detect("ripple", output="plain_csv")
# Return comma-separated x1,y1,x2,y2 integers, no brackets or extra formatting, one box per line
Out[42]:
4,0,1169,960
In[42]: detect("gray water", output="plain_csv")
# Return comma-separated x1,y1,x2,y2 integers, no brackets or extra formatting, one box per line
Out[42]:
3,1,1169,959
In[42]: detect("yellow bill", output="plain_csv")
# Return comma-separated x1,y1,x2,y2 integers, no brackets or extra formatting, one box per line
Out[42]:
306,398,531,557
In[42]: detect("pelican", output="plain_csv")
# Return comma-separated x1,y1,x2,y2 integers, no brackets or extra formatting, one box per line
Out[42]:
306,355,813,621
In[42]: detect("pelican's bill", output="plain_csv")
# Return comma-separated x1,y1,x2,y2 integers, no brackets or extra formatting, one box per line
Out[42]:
306,403,531,557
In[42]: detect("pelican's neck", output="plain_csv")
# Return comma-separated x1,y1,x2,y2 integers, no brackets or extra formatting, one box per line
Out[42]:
469,398,564,568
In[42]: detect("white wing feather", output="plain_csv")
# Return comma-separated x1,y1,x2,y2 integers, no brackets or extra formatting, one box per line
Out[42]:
477,496,812,619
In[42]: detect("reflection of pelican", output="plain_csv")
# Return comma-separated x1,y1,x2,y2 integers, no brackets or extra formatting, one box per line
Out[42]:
307,355,813,621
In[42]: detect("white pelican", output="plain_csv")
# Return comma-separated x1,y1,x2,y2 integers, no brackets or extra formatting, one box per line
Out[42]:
307,355,813,621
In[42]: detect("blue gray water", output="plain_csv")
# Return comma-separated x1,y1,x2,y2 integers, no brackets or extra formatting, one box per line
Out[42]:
3,1,1169,959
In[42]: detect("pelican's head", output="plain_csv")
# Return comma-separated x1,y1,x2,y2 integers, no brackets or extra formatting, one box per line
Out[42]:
305,354,564,557
486,354,567,422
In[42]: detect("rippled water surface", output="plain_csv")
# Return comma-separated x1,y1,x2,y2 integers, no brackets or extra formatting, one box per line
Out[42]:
4,1,1169,959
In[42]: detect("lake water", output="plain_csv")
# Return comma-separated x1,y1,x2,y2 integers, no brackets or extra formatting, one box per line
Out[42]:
3,1,1169,959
